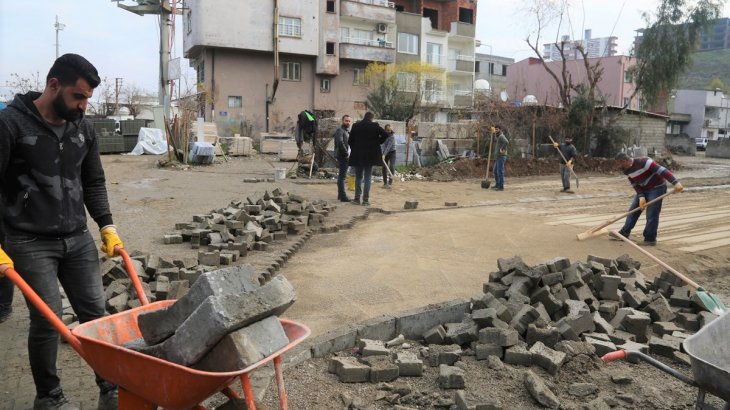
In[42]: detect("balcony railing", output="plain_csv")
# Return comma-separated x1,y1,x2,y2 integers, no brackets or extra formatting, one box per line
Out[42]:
341,37,394,48
347,0,395,8
423,90,446,104
425,54,447,68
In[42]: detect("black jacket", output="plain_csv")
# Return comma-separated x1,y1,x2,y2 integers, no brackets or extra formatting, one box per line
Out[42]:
348,119,388,167
0,92,113,236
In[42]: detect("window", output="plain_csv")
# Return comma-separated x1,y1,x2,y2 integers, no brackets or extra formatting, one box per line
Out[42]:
281,62,301,81
426,43,442,66
624,70,633,83
397,32,419,54
326,42,335,55
396,72,417,92
474,61,480,73
186,10,192,34
458,8,474,24
501,65,507,76
353,68,369,85
354,29,374,45
326,0,335,13
488,62,495,75
278,16,301,37
354,101,367,110
340,27,349,42
228,96,242,108
623,97,630,108
320,78,331,93
423,8,438,29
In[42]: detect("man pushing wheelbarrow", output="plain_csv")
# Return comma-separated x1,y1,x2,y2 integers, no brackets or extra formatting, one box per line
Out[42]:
0,53,122,410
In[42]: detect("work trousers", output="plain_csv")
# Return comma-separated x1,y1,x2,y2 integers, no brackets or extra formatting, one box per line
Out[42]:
382,152,396,185
560,164,571,189
353,166,373,202
337,156,349,200
4,229,114,396
493,156,506,189
619,185,667,242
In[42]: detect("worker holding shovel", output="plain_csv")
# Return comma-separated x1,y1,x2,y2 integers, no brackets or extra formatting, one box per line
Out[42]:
552,135,577,193
613,152,684,246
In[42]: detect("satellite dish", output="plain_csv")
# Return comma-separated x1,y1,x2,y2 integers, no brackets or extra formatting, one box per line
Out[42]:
500,90,508,102
474,79,490,92
522,95,537,105
118,106,131,115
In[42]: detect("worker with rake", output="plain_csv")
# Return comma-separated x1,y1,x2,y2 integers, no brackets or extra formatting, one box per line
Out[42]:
0,54,123,410
552,135,577,193
613,152,684,246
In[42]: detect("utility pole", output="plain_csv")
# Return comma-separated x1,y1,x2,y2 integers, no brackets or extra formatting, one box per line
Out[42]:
114,78,123,116
54,15,66,59
115,1,181,120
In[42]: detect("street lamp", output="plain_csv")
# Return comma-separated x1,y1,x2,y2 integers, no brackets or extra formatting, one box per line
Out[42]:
722,96,729,138
54,15,65,59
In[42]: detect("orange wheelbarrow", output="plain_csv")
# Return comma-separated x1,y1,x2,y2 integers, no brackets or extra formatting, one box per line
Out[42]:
5,248,310,410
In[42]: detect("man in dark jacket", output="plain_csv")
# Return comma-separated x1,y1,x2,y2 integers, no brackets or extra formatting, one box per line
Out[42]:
333,114,352,202
348,112,389,206
0,54,122,410
552,135,577,193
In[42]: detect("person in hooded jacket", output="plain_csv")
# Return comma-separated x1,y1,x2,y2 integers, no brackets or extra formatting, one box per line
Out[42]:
347,112,389,206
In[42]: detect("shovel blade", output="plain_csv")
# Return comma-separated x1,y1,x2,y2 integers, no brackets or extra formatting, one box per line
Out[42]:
697,289,727,315
481,180,491,189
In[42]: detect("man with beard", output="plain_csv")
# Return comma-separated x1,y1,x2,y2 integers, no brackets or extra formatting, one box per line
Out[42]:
0,54,122,410
552,135,577,193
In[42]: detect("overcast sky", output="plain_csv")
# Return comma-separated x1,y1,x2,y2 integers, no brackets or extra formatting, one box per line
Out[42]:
1,0,729,100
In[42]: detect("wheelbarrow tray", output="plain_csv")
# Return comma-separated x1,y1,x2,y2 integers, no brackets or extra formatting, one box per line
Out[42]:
72,299,309,409
683,309,730,402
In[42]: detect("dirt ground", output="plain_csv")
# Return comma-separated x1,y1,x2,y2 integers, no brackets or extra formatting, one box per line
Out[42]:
1,152,729,409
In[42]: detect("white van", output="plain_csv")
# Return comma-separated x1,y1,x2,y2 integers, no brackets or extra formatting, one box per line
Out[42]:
696,138,708,151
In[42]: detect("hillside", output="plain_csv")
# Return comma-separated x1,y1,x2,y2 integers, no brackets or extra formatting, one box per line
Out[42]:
677,48,730,90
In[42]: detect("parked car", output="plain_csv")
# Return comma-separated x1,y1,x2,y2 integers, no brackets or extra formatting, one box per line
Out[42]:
696,138,708,151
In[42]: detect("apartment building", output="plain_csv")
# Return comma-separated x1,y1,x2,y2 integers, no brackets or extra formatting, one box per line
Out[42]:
542,30,618,61
506,55,638,109
673,90,730,140
183,0,477,133
474,53,514,96
634,17,730,53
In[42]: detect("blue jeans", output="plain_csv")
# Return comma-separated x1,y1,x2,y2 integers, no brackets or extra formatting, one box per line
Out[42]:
619,185,667,242
353,166,373,202
337,156,349,200
493,156,506,188
4,229,114,396
560,164,571,189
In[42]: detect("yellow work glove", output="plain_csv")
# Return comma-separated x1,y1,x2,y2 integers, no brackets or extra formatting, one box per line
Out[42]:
382,155,386,163
552,142,559,149
100,225,124,257
0,246,13,277
639,197,647,210
674,182,684,193
567,158,574,168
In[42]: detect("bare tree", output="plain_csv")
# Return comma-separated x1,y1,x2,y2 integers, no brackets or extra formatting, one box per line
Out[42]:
4,72,44,98
122,84,148,117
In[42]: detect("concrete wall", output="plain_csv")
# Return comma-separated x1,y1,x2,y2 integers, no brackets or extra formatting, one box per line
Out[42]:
341,0,396,24
506,56,636,108
606,111,668,155
706,138,730,158
418,121,477,139
666,134,696,156
184,0,319,56
314,61,371,119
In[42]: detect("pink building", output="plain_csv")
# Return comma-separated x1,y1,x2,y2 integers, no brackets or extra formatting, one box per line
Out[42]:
506,56,639,110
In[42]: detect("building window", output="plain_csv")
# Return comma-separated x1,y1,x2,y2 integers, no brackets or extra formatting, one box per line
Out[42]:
278,16,302,38
623,97,630,108
186,10,192,34
423,8,438,29
397,32,419,54
488,62,495,75
320,78,331,93
624,70,633,83
354,101,367,110
458,8,474,24
426,43,442,66
282,62,301,81
396,72,417,92
353,68,368,85
474,61,480,73
326,0,335,13
196,61,205,84
326,42,336,55
501,65,507,76
228,96,242,108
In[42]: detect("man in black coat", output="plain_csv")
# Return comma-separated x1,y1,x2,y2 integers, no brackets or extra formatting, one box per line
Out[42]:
348,112,389,206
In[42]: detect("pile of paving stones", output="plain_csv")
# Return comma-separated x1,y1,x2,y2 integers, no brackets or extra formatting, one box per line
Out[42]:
324,254,719,409
124,265,296,369
163,188,335,266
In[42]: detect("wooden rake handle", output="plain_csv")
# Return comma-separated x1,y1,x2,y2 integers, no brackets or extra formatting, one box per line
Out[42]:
608,230,700,289
577,191,674,240
548,135,579,179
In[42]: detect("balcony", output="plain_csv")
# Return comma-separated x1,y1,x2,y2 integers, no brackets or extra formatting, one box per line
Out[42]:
425,54,447,69
341,0,396,24
449,22,475,39
451,90,473,107
423,90,446,105
340,39,395,63
447,55,474,73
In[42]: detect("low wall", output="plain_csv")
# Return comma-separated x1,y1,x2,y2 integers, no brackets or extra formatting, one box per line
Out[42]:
706,138,730,158
666,134,696,156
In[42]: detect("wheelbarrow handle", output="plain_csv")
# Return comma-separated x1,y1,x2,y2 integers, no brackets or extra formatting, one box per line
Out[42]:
602,350,696,387
600,350,627,363
3,267,85,355
116,247,149,305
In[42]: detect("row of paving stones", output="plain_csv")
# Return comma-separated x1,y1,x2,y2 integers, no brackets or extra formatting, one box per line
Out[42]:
238,253,720,409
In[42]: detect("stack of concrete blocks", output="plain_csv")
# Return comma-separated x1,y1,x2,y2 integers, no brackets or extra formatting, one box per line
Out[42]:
259,133,293,154
189,121,219,145
313,253,719,409
130,266,296,369
165,188,333,268
216,135,253,156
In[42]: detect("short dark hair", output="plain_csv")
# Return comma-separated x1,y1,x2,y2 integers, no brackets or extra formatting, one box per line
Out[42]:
47,53,101,88
341,114,351,121
565,135,573,139
494,124,503,130
364,111,374,121
615,152,631,161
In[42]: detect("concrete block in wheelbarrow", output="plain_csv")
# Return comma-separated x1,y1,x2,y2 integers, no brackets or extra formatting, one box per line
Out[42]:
138,275,295,366
193,315,289,372
138,265,262,344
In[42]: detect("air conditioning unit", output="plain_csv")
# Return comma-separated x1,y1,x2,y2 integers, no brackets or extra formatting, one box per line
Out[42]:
377,23,387,33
